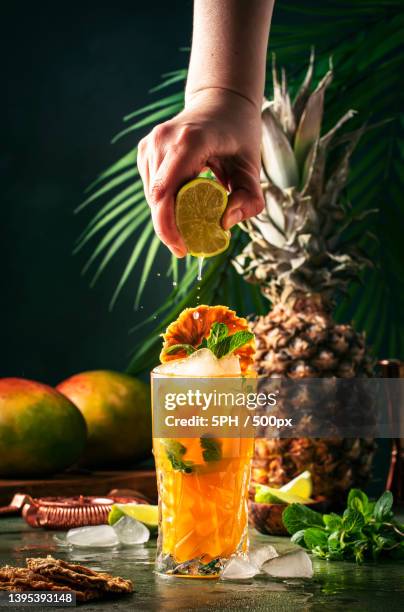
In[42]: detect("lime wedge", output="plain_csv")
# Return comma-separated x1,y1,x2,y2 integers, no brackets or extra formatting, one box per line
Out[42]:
254,484,313,505
175,178,230,257
280,470,312,499
108,503,158,535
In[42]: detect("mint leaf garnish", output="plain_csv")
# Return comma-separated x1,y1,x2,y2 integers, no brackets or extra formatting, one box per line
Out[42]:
214,330,254,358
164,343,196,356
200,435,222,462
207,323,228,351
163,440,194,473
198,322,253,359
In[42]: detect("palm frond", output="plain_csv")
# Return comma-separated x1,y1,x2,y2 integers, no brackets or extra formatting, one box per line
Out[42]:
135,234,161,309
77,0,403,372
109,219,154,310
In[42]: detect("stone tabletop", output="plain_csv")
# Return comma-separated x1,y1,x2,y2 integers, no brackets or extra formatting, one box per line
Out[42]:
0,517,403,611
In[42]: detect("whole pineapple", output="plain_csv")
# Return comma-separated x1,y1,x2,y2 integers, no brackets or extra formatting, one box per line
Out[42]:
234,53,375,503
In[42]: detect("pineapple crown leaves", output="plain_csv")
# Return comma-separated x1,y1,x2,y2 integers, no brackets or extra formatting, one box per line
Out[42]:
234,50,376,304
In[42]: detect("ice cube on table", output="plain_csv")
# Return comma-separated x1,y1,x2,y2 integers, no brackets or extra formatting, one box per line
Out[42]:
154,348,241,376
112,516,150,545
220,556,259,580
262,550,313,578
53,533,69,547
66,525,119,548
249,544,278,570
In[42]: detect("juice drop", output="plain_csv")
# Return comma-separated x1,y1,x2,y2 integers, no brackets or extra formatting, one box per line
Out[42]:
197,257,204,281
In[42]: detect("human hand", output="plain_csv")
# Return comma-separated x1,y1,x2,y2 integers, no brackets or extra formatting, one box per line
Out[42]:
137,88,264,257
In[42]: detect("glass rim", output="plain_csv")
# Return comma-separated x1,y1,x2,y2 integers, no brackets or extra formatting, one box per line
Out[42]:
151,369,260,379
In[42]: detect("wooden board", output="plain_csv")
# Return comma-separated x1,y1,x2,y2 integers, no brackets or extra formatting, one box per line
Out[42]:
0,470,157,506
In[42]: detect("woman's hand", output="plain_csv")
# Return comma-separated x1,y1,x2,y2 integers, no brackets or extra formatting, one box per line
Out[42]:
137,88,264,257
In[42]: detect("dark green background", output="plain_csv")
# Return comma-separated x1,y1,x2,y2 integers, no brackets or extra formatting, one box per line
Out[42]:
1,1,192,385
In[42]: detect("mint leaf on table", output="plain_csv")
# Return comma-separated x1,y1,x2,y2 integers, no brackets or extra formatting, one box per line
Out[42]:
200,435,222,462
282,503,324,535
303,527,329,550
327,531,343,554
352,539,369,563
347,488,369,513
323,513,343,531
163,440,194,473
342,508,365,532
373,490,393,521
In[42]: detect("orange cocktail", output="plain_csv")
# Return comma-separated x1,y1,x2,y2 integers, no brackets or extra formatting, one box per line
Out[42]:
153,430,253,577
151,305,256,578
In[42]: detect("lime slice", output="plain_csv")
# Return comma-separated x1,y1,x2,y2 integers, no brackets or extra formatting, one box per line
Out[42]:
108,503,158,535
254,484,313,505
280,470,313,499
175,178,230,257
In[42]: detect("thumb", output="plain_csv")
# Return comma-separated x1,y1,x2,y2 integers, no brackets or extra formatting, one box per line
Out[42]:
222,167,264,230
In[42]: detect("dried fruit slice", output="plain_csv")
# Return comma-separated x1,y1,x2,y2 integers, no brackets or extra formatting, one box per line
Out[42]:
175,178,230,257
160,305,255,374
26,557,133,595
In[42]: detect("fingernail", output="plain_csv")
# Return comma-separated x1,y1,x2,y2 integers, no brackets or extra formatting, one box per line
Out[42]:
171,246,186,258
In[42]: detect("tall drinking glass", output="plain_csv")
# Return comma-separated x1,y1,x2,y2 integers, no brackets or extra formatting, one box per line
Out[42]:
151,371,254,578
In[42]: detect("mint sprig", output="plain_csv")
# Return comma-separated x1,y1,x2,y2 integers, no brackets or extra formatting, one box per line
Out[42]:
162,321,254,360
283,489,404,563
205,322,254,358
214,330,254,358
